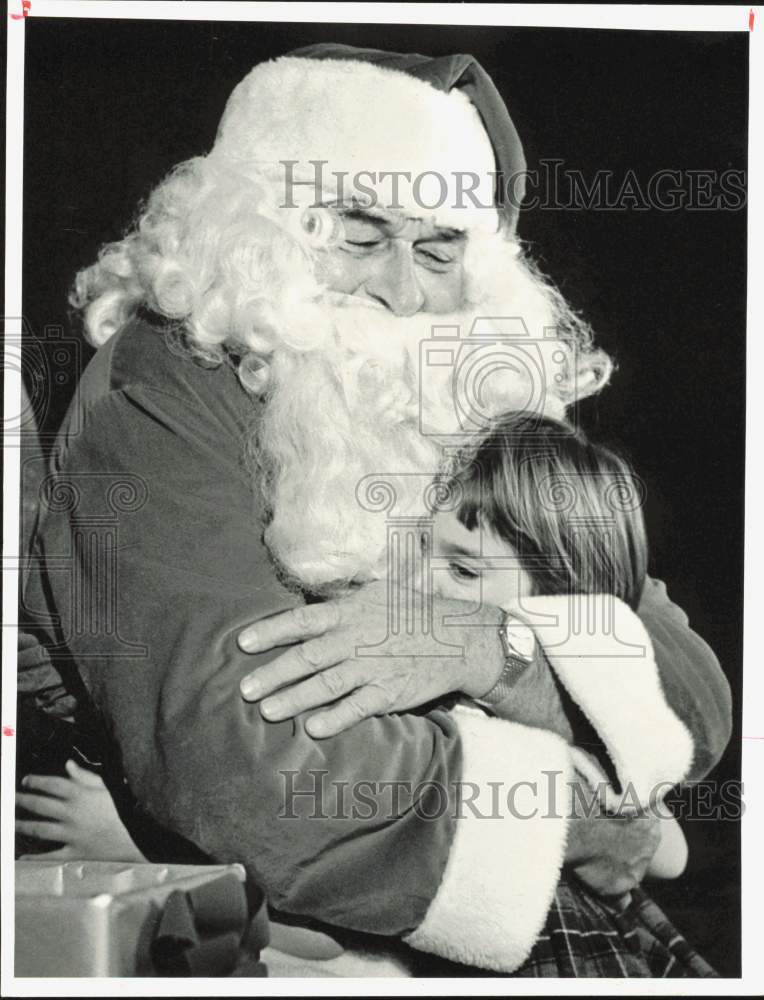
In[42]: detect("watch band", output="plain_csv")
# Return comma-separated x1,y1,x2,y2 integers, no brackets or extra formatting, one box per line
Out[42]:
474,655,531,706
474,612,537,707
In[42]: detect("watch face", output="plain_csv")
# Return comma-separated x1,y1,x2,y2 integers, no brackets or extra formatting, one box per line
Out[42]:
502,618,537,661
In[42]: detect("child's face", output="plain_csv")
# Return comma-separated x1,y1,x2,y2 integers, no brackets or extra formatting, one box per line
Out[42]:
430,509,534,608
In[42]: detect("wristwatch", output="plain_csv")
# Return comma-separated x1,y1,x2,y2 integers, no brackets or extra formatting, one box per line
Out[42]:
474,612,537,707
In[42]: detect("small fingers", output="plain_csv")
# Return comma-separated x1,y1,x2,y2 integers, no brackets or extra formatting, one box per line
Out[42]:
16,792,71,821
238,602,341,654
15,819,65,842
19,845,76,862
305,685,392,738
20,774,75,799
241,632,350,701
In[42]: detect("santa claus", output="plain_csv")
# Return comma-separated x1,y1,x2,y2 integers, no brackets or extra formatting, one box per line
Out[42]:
22,44,730,976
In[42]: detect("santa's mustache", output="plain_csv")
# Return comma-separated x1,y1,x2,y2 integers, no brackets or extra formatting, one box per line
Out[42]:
270,291,569,435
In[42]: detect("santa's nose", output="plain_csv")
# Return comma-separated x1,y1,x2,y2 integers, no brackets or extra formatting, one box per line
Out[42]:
362,243,425,317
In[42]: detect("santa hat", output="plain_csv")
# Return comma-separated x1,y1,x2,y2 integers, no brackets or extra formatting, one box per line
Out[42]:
212,43,526,233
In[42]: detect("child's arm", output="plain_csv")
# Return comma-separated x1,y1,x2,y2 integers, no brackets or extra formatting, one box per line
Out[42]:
16,759,146,863
480,581,730,784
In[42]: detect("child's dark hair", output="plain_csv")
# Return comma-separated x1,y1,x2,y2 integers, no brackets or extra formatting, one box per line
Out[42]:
451,413,648,609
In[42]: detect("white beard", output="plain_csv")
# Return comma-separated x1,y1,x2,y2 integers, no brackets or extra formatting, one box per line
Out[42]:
249,292,572,594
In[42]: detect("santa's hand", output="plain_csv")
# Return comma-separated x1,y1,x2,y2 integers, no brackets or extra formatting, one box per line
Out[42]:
238,580,505,738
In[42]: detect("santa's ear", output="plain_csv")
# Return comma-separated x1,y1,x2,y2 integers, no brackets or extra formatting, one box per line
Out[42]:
570,351,614,402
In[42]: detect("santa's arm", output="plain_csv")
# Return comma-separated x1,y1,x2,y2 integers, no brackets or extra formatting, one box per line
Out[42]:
499,594,696,801
486,594,701,881
635,577,732,781
23,341,570,974
490,586,732,784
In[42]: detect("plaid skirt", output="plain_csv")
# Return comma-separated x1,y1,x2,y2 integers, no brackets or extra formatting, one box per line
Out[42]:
512,881,718,978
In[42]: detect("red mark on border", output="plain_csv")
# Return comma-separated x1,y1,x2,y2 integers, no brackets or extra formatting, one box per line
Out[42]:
10,0,30,18
3,726,15,737
750,8,755,32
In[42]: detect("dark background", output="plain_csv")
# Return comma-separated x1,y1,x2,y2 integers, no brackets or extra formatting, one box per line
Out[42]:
21,18,746,975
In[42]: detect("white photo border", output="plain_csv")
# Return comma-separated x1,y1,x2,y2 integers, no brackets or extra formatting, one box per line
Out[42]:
3,3,761,995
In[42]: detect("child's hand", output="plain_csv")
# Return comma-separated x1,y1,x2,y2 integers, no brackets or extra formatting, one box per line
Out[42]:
566,804,661,897
16,759,146,863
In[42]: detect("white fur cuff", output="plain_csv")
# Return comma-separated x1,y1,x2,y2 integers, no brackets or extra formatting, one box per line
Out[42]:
508,594,694,810
403,705,573,973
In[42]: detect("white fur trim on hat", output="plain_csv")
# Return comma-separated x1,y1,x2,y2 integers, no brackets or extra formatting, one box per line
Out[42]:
213,56,499,232
403,705,572,973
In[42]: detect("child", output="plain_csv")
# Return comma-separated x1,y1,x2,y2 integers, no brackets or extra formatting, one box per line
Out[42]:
422,411,717,974
432,411,691,838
